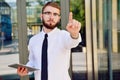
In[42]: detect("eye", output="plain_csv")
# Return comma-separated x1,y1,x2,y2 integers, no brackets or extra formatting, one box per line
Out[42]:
53,13,59,16
45,12,51,15
43,11,60,17
43,12,51,15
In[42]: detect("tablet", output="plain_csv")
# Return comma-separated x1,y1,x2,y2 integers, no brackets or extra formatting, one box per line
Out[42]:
8,63,39,72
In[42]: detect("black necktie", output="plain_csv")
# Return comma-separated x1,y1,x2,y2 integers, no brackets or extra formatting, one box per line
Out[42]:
41,34,48,80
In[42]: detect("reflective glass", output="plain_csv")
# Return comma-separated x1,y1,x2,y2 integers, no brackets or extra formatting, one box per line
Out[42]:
0,0,19,79
97,0,120,80
70,0,87,80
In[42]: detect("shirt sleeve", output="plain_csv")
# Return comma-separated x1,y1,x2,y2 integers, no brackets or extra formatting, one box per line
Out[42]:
62,31,82,49
26,42,34,67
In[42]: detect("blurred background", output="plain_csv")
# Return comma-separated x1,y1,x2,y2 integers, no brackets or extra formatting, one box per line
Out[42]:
0,0,120,80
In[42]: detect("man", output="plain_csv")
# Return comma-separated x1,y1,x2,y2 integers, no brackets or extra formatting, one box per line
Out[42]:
17,1,81,80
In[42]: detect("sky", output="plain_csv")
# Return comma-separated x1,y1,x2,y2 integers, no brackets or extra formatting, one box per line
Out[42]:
5,0,16,8
5,0,16,2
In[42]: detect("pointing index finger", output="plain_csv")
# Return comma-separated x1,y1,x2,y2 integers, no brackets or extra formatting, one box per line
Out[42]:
69,12,73,22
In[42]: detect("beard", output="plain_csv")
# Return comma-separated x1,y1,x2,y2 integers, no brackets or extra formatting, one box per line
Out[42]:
42,19,60,29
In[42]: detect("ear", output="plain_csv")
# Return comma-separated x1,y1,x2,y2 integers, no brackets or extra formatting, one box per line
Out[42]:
40,14,42,21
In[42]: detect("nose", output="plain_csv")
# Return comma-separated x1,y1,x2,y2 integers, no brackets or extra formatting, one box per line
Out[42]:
49,13,54,19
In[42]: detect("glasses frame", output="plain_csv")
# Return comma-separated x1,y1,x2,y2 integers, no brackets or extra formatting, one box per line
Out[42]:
42,11,60,17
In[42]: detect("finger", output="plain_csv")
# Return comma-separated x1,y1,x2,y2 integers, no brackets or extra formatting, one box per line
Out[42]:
70,19,77,28
20,67,25,73
69,12,73,22
18,66,21,70
17,67,21,73
24,68,28,73
78,22,81,29
17,67,23,76
23,68,28,74
73,20,81,28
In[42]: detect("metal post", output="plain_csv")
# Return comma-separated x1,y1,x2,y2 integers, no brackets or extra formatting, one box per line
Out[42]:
107,0,113,80
17,0,29,80
60,0,72,79
60,0,69,29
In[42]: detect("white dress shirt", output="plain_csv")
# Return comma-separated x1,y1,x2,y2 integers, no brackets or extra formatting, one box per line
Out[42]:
26,27,81,80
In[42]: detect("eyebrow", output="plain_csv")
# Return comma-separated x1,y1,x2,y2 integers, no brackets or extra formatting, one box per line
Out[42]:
43,11,59,14
43,11,60,16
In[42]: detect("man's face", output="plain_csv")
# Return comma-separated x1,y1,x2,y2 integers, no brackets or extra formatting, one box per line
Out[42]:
41,6,60,29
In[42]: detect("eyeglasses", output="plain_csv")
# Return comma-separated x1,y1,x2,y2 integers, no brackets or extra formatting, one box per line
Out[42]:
43,11,60,17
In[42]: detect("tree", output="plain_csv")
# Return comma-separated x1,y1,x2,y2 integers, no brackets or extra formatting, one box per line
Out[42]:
70,0,85,33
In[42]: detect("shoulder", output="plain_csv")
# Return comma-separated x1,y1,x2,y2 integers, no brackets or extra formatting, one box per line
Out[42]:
29,32,42,44
56,28,69,35
59,29,70,37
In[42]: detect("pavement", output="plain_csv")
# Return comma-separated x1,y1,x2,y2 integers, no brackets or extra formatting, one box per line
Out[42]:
0,53,19,75
0,40,19,76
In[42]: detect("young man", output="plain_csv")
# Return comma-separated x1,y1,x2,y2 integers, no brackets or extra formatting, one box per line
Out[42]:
17,1,81,80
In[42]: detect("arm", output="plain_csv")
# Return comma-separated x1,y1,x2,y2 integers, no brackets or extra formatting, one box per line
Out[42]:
17,43,33,76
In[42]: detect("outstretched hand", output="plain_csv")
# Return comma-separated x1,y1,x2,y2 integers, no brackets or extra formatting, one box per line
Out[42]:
66,12,81,39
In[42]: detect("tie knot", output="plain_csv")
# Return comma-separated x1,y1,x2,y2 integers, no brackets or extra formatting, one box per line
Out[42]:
45,34,48,38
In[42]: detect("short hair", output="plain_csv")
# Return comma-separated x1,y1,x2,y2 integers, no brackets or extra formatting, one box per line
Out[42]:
42,2,61,13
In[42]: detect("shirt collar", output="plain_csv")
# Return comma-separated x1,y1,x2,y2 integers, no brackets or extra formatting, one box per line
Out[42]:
41,27,59,37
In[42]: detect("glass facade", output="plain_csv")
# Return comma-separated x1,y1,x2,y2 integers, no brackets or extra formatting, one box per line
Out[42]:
0,0,19,79
96,0,120,80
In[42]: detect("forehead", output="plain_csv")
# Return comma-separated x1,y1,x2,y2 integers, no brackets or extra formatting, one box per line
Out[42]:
43,6,60,13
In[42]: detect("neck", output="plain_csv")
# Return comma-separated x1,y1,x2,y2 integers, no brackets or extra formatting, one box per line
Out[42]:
43,26,54,33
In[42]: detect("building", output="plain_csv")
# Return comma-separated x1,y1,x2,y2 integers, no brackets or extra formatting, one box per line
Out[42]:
0,1,12,41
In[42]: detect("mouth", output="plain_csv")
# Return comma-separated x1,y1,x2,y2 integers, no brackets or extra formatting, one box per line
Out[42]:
48,20,55,25
48,20,54,23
